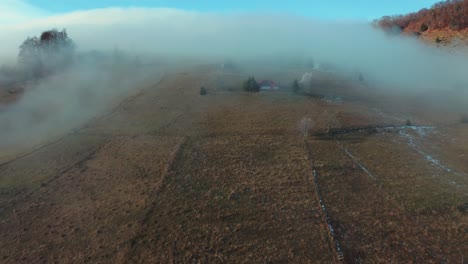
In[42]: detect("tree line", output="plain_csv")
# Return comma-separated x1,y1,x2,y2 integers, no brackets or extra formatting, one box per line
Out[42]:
376,0,468,32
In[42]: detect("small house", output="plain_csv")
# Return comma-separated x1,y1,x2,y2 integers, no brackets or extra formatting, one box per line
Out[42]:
258,80,279,91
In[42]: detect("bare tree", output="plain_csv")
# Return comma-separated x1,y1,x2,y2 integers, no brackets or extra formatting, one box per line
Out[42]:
298,117,313,138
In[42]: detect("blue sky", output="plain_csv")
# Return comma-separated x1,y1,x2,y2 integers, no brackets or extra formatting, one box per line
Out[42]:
25,0,441,20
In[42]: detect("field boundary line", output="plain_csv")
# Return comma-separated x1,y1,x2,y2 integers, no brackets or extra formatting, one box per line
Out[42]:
0,142,105,211
122,136,189,260
304,140,344,262
335,140,376,180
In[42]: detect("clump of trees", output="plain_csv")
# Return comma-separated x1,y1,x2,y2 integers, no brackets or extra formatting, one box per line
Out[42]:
18,29,75,78
243,77,260,92
376,0,468,33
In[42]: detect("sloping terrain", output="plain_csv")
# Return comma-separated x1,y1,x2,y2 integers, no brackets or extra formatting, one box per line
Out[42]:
376,0,468,45
0,67,467,263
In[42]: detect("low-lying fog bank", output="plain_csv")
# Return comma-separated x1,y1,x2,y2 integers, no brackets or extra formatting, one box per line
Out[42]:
1,7,467,150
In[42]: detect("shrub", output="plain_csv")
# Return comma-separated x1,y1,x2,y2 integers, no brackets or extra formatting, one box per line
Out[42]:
199,86,207,96
420,23,429,32
405,119,412,126
292,79,300,94
243,77,260,92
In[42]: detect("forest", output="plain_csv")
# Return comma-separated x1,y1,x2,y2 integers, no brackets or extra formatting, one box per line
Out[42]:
376,0,468,32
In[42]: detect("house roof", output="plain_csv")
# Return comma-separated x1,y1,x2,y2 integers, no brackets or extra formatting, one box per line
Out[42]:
258,80,278,87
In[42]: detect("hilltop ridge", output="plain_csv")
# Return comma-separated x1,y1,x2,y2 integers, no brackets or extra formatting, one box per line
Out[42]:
376,0,468,46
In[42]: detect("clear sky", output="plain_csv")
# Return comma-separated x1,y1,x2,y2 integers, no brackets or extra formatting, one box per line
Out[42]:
24,0,441,20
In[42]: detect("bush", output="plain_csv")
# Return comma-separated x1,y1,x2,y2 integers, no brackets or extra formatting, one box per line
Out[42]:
243,77,260,92
292,79,300,94
200,86,207,96
420,23,429,32
405,119,412,126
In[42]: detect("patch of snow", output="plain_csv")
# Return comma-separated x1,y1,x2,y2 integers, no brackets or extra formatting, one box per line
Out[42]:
321,95,343,104
399,129,452,173
398,128,467,190
404,125,434,137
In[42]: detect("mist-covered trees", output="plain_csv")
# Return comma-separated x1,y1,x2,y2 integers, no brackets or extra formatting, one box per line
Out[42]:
292,79,300,94
243,77,260,92
18,29,75,78
358,72,365,82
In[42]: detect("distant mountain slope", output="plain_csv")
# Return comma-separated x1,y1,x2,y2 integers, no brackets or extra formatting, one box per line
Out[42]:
375,0,468,45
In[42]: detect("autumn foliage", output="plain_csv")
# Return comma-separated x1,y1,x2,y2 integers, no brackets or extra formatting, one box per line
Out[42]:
376,0,468,32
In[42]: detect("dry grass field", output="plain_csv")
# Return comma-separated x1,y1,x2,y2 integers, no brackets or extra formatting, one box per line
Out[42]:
0,66,466,263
